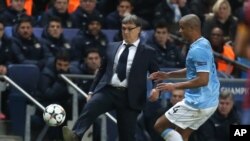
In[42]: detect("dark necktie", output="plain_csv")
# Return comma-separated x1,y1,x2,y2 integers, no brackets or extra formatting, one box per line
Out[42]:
116,44,133,81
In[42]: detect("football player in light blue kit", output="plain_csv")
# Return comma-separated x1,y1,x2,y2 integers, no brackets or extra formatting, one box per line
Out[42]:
148,14,220,141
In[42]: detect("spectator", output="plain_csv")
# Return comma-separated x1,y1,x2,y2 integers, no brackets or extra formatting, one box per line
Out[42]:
32,0,51,19
146,20,185,68
38,0,75,28
234,0,250,58
233,0,250,78
237,0,250,124
73,48,102,141
132,0,162,29
186,0,217,25
153,0,190,34
75,48,101,93
0,0,7,11
41,17,75,61
0,19,12,120
0,19,12,75
0,0,31,26
5,0,33,16
105,0,150,30
177,0,191,21
72,48,102,106
166,89,185,108
228,0,243,17
71,0,103,29
35,50,78,140
10,17,52,70
202,0,238,42
96,0,118,17
68,0,80,13
209,27,235,76
189,91,241,141
71,15,108,60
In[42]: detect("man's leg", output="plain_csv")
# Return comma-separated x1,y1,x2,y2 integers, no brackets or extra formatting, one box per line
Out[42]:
176,127,193,141
116,108,140,141
154,115,184,141
63,90,114,141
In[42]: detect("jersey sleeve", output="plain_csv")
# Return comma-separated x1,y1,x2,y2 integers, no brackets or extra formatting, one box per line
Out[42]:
191,47,211,72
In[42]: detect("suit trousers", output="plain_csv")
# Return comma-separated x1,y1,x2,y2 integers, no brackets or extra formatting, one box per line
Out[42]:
72,85,140,141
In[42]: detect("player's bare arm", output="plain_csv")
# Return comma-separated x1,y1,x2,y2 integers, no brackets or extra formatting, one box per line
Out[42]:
167,68,187,78
149,68,187,82
156,72,209,91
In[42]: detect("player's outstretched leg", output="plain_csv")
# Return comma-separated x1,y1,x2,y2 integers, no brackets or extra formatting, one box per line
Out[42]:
62,126,80,141
154,115,183,141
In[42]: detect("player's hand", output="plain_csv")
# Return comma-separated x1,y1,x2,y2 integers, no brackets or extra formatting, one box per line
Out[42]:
156,83,175,92
148,71,169,82
148,89,160,102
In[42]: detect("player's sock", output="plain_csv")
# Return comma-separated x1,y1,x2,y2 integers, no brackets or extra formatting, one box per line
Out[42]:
161,128,183,141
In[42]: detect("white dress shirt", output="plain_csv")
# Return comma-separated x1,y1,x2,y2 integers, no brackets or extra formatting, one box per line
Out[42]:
110,39,140,87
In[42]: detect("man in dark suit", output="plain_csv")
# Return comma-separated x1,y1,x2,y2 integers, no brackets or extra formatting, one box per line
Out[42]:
62,14,159,141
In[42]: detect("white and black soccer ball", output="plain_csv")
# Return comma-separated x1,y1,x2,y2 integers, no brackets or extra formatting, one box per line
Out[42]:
43,104,66,126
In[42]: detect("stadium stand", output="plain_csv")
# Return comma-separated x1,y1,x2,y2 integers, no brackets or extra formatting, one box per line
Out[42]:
0,135,22,141
2,26,248,141
4,26,153,43
7,64,40,139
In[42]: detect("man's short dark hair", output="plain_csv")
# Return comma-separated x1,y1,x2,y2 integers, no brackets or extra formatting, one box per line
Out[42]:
46,17,62,30
53,0,69,5
48,16,62,25
118,0,133,5
16,16,33,29
86,15,103,26
84,48,101,58
154,19,168,30
55,50,71,62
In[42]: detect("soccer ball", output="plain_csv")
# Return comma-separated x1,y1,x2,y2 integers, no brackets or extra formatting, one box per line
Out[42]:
43,104,66,126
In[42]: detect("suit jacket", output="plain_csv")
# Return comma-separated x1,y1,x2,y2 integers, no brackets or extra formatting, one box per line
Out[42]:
89,41,159,110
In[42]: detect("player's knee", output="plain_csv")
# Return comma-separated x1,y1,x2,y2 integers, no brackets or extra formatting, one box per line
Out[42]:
181,131,193,141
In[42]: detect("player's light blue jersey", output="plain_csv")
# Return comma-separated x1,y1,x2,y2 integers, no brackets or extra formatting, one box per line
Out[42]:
185,37,220,109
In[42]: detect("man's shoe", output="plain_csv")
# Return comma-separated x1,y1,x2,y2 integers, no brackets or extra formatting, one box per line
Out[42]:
62,126,80,141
